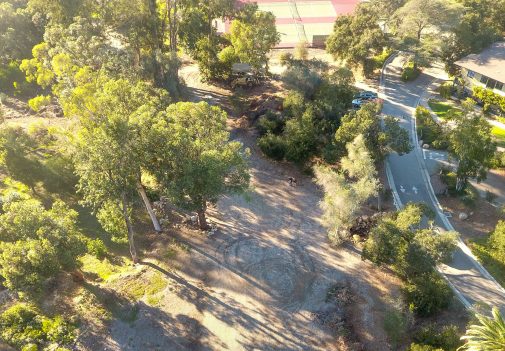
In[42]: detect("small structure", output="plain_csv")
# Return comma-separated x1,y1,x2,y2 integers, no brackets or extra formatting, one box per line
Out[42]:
455,42,505,97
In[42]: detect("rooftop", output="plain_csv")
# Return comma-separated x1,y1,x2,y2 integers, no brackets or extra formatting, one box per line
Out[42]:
455,42,505,83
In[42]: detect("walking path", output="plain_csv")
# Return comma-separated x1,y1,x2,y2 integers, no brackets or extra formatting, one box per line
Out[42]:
381,55,505,312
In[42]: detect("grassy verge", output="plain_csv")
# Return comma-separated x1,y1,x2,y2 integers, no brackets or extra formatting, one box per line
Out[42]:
491,125,505,147
428,100,462,120
468,238,505,288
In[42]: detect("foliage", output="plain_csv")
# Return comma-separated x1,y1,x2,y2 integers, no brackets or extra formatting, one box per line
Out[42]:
0,303,75,350
86,238,107,260
151,102,250,229
449,111,496,191
0,61,39,96
441,0,502,75
283,107,318,163
416,106,448,149
256,111,284,136
363,203,457,316
459,307,505,350
473,86,505,115
401,60,421,82
326,2,386,74
438,82,454,99
384,308,409,349
0,198,85,294
315,135,379,245
404,271,453,317
28,95,51,112
229,11,280,70
393,0,463,42
413,324,463,351
336,103,411,160
408,344,444,351
258,132,286,161
489,221,505,261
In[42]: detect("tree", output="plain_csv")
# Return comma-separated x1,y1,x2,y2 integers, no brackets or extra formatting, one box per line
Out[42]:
315,135,379,244
335,103,411,160
458,307,505,350
0,198,85,294
229,10,280,71
0,1,42,65
326,3,386,72
151,102,250,230
394,0,463,42
68,73,170,262
448,113,496,191
441,0,503,75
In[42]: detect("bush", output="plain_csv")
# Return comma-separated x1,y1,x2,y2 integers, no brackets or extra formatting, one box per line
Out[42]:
0,303,76,350
489,220,505,261
373,48,393,69
384,309,408,348
284,108,318,163
401,61,421,82
437,82,453,99
461,186,478,208
258,132,286,161
28,95,51,112
86,238,108,259
413,324,462,351
404,271,452,317
256,111,284,136
491,151,505,168
0,61,39,96
416,106,447,148
279,52,293,66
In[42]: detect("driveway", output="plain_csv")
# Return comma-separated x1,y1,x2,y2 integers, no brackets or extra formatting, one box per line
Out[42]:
382,56,505,312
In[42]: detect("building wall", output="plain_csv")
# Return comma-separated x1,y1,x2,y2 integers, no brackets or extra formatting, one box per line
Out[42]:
461,67,505,96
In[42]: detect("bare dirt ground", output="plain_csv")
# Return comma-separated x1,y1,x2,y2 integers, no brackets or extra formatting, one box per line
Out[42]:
75,53,405,351
0,52,404,351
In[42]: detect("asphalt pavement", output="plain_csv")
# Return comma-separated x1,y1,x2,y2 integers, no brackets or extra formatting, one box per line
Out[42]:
381,56,505,312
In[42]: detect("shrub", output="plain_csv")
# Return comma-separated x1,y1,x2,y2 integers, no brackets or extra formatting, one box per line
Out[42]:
0,61,39,96
86,238,108,259
284,108,318,163
413,324,462,351
294,42,309,60
404,271,452,317
258,132,286,160
490,151,505,168
461,186,478,208
437,82,453,99
279,52,293,66
256,111,284,136
384,309,408,348
373,48,393,69
27,95,51,112
401,61,420,82
489,221,505,261
416,106,447,148
0,303,75,350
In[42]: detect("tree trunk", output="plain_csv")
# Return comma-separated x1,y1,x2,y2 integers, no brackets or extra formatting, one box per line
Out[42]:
137,182,162,232
197,208,209,230
121,193,138,264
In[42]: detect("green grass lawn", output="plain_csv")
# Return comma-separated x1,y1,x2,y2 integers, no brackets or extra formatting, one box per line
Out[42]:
491,125,505,147
428,100,462,120
469,238,505,288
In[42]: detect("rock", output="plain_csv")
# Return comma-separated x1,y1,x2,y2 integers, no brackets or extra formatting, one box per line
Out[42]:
190,215,198,224
423,144,430,149
459,212,469,220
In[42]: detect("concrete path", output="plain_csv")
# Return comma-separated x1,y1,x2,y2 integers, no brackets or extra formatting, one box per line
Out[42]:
381,55,505,312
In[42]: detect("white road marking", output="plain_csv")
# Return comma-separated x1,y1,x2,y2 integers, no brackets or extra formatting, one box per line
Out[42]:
412,186,418,194
400,185,406,193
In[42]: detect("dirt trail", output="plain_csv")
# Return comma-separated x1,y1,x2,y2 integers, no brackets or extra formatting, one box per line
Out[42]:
80,59,401,351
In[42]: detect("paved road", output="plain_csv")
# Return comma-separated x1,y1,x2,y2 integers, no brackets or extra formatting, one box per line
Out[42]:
381,56,505,312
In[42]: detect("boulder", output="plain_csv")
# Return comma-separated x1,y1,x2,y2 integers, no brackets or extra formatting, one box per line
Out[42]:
423,144,430,149
458,212,469,220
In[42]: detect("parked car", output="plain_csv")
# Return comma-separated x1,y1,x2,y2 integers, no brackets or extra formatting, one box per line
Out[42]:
353,91,378,100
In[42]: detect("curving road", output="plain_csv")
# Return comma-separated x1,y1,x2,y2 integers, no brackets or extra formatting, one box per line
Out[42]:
381,55,505,312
